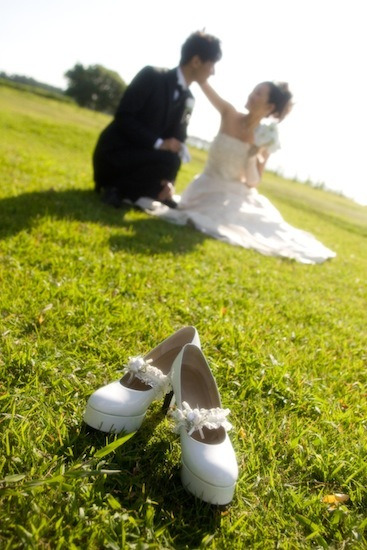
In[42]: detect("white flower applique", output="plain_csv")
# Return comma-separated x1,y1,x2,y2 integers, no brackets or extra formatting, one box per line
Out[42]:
181,97,195,125
122,356,172,398
254,123,280,154
169,401,233,439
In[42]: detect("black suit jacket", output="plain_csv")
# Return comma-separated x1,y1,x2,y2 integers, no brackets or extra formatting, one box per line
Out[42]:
93,66,194,191
96,66,194,154
115,66,193,147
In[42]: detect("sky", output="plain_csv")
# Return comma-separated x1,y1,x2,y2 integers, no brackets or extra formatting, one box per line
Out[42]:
1,0,367,205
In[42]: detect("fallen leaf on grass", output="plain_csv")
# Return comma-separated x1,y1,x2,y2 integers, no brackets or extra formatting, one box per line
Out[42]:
322,493,350,510
38,303,53,325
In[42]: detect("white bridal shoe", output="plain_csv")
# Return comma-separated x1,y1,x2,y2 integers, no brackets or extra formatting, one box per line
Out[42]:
83,326,200,434
169,344,238,505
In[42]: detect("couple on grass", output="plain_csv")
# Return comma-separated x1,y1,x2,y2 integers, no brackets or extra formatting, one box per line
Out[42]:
93,31,335,264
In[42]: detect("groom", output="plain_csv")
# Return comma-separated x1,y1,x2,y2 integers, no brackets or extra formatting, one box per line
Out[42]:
93,31,222,208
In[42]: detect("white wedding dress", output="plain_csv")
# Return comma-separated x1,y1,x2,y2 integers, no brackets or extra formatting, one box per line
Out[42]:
136,132,336,264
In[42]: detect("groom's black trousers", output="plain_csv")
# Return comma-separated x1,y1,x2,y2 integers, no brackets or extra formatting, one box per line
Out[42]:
93,142,181,202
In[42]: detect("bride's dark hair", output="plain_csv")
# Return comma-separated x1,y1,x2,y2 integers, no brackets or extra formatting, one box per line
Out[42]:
265,82,293,121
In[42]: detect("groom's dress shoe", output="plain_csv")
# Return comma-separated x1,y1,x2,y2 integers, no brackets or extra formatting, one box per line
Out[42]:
161,198,178,209
169,344,238,505
101,187,123,208
83,327,200,434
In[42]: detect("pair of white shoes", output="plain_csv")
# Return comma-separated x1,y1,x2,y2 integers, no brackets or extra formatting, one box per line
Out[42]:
83,326,238,505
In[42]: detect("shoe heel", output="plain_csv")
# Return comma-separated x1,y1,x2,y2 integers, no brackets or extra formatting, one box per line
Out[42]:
162,390,174,414
181,461,236,506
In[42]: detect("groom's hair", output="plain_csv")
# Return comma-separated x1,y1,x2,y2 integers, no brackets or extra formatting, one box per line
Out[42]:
180,31,222,65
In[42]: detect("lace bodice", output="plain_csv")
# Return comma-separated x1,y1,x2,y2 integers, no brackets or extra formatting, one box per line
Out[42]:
203,133,259,184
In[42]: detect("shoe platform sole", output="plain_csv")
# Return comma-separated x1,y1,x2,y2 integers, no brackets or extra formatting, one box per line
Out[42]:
83,404,145,434
181,461,235,505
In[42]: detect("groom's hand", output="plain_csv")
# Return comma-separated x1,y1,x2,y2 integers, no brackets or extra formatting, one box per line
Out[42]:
158,180,175,201
159,138,182,153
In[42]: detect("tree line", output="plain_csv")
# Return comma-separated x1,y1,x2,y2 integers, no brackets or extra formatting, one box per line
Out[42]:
1,64,127,115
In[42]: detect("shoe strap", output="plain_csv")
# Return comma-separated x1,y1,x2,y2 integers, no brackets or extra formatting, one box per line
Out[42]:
122,356,172,398
169,401,232,440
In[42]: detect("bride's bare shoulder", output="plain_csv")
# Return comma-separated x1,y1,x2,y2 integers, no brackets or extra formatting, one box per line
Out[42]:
220,110,247,137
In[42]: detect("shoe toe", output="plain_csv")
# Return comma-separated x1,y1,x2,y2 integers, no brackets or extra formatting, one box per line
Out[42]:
86,380,155,417
181,431,238,487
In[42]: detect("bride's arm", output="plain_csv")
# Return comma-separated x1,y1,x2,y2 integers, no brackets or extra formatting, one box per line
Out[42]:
256,148,270,178
245,148,271,188
200,82,234,116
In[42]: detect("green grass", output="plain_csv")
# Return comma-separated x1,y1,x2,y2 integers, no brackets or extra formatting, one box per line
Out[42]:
1,85,367,549
0,77,74,104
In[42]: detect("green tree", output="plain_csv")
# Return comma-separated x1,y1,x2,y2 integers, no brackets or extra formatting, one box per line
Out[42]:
64,64,126,114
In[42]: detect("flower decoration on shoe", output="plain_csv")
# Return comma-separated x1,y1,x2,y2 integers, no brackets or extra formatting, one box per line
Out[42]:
122,355,172,399
83,326,200,434
170,401,233,439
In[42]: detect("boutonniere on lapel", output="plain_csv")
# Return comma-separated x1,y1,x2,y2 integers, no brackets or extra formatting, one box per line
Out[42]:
181,97,195,124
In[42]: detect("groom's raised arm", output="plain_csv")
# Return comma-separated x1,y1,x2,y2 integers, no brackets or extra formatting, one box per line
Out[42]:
200,82,234,116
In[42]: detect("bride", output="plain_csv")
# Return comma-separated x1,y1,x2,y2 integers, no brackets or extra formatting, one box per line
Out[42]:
138,80,336,264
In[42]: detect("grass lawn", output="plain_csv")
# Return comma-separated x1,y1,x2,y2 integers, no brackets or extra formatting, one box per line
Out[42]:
1,85,366,549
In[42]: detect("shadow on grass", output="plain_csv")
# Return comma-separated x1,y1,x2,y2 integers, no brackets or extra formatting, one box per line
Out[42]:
0,188,206,254
66,406,222,547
